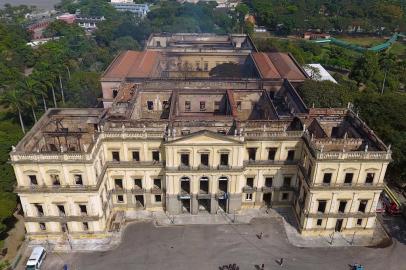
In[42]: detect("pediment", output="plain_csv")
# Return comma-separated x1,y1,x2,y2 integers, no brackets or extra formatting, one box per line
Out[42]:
167,130,242,145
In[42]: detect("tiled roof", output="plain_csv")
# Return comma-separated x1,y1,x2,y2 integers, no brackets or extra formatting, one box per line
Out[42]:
251,52,306,81
102,50,160,80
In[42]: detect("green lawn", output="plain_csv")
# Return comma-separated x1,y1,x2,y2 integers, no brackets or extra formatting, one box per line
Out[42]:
336,35,386,47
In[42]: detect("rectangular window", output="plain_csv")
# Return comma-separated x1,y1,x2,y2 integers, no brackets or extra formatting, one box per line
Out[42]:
147,101,154,111
338,201,347,213
134,179,142,189
247,148,256,161
358,200,368,213
39,222,46,231
268,148,277,161
214,101,221,112
152,151,160,162
323,173,332,185
200,101,206,111
287,150,295,161
29,175,38,185
185,101,191,111
282,192,289,200
316,219,322,226
317,200,327,213
246,178,254,188
236,101,242,111
220,154,229,166
265,177,273,187
112,151,120,162
114,179,123,189
155,194,162,202
180,154,190,167
365,173,375,184
200,154,209,166
35,204,44,216
50,174,60,186
163,100,169,110
132,151,140,162
135,195,144,207
153,179,161,189
181,130,190,135
57,205,66,216
79,204,87,215
200,178,209,193
356,218,363,226
117,195,124,203
245,193,252,201
74,174,83,185
344,173,353,185
83,222,89,231
204,62,209,71
283,177,291,188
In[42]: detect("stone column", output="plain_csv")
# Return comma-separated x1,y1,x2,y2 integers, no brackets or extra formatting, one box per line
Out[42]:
166,194,180,215
191,194,199,215
228,193,242,213
144,191,152,209
210,195,218,214
255,190,263,207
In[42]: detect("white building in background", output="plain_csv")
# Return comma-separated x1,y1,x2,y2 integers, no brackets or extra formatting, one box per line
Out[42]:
177,0,240,8
304,64,338,84
110,0,150,17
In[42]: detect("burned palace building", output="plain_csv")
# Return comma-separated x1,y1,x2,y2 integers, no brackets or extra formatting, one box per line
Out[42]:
11,33,391,240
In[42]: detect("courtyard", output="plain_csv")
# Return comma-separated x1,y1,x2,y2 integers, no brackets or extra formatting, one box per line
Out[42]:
31,216,405,270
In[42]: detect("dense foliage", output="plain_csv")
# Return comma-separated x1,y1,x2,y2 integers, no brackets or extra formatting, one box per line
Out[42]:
247,0,406,35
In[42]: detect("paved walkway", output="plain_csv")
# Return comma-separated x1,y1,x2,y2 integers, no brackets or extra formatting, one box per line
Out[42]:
26,207,390,253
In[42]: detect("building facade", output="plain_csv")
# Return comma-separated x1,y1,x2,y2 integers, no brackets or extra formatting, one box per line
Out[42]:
11,33,391,240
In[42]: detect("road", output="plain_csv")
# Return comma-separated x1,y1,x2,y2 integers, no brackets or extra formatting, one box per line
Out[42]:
37,217,405,270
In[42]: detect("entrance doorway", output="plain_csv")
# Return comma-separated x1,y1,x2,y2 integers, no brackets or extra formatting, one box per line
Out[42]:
263,193,272,208
335,219,343,232
218,198,227,212
181,199,191,213
198,199,210,212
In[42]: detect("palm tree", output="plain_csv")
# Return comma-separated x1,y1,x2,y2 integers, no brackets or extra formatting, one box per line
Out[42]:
19,80,39,122
0,88,28,133
28,75,49,112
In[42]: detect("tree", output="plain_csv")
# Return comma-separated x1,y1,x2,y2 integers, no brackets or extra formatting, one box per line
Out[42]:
350,52,380,86
0,88,27,133
298,79,353,108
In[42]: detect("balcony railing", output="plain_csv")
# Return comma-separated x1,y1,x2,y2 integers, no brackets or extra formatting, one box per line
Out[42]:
243,160,298,166
197,192,211,200
242,186,256,193
215,191,227,199
305,212,375,219
150,187,163,194
15,184,99,193
131,188,146,194
25,215,100,222
261,186,273,193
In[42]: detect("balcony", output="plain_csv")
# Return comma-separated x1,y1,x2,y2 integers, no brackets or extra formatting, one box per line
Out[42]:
15,184,99,193
242,186,256,193
243,160,298,166
305,211,376,219
215,191,227,199
131,188,146,195
25,215,100,222
197,192,211,200
178,190,191,199
150,187,163,194
197,164,210,170
217,164,230,170
179,164,192,171
261,186,273,193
